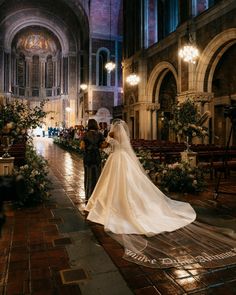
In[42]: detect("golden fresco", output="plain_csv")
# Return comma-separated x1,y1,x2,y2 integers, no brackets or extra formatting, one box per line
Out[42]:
16,29,58,55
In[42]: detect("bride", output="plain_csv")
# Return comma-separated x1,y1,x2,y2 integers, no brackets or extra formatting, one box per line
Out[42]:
85,119,236,268
85,119,196,235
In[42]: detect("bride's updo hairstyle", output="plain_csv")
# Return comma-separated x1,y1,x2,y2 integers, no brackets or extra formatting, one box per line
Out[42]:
110,119,131,145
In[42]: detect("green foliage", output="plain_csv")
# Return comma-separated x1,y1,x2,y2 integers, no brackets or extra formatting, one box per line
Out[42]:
136,148,154,165
0,99,50,206
169,99,209,142
53,137,83,154
156,161,206,194
136,147,161,177
12,142,51,207
0,100,47,140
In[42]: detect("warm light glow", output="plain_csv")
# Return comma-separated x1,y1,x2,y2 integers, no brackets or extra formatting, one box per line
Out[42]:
126,73,140,86
178,45,199,64
65,107,72,112
80,83,88,90
105,61,116,72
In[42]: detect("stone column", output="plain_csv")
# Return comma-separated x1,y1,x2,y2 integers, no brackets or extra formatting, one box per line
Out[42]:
68,54,77,126
11,55,16,95
0,47,4,94
62,56,68,95
25,57,32,98
40,57,46,98
146,103,160,140
4,52,10,93
53,57,57,96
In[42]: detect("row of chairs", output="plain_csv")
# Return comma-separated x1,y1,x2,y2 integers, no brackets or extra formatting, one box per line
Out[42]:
131,140,236,179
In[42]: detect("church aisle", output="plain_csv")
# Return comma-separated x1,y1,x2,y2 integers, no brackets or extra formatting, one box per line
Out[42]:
35,137,236,294
1,137,236,294
0,137,132,295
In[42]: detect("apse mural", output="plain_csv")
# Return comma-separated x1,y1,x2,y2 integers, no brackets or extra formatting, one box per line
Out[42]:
14,27,60,56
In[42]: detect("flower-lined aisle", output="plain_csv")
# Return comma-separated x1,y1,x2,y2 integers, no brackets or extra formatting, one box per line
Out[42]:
51,98,210,195
0,99,50,207
12,142,51,206
53,135,208,195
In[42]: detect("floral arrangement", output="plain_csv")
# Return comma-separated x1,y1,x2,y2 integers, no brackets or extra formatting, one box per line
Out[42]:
0,99,47,140
135,147,161,181
156,161,206,194
169,99,209,143
12,141,51,206
53,137,83,154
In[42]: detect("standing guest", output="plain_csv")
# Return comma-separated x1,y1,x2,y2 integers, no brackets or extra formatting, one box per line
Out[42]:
80,119,106,202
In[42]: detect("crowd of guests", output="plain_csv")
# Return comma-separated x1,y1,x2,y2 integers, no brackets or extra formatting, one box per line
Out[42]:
48,122,109,141
54,122,109,142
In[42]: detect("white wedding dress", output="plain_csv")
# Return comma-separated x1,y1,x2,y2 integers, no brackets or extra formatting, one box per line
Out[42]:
85,120,236,269
85,120,196,236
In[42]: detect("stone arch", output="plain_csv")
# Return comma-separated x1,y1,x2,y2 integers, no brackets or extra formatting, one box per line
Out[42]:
94,107,112,126
196,28,236,92
2,10,72,54
0,0,90,53
146,61,178,103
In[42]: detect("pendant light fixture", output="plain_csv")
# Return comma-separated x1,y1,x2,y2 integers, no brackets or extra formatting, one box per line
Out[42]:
105,0,116,73
178,21,199,64
126,61,140,86
126,15,140,86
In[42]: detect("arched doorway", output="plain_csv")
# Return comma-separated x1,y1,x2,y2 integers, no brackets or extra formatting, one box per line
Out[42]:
146,61,178,140
212,44,236,146
155,71,177,141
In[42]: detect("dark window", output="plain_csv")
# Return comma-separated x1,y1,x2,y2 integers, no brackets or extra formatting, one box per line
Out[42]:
158,0,178,41
99,50,108,86
46,55,53,88
17,54,25,87
32,55,40,88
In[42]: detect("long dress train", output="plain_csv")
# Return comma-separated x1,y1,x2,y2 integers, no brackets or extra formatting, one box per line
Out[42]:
85,120,236,269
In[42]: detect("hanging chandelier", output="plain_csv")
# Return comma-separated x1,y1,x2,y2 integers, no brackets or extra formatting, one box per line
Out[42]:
126,73,140,86
178,44,199,64
178,21,199,64
105,61,116,73
126,60,140,86
105,0,116,73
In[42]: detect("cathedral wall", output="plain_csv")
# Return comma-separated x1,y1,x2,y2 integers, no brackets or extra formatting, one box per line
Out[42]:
123,0,236,143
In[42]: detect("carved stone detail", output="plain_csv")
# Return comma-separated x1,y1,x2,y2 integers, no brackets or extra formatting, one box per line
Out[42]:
146,102,160,111
177,91,214,103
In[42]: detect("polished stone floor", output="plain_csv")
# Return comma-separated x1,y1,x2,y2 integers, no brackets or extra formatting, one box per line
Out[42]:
1,137,236,294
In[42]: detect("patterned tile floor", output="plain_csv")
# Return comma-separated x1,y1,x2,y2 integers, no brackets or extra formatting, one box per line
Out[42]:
0,137,236,294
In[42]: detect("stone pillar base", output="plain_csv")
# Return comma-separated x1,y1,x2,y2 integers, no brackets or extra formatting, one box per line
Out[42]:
0,157,14,176
181,151,197,167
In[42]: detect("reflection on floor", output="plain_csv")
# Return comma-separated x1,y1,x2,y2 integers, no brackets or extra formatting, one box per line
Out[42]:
0,137,236,294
